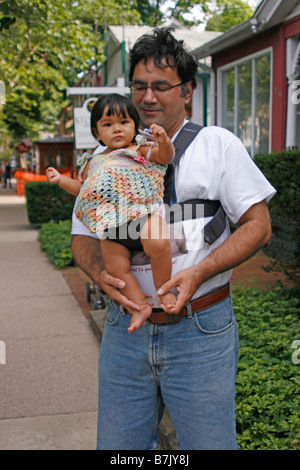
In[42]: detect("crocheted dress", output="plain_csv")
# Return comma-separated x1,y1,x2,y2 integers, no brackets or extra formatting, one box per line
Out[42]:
74,148,166,233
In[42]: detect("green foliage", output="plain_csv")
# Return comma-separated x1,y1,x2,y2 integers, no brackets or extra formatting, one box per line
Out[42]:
168,0,254,29
38,219,74,268
0,0,141,141
25,181,75,227
233,285,300,450
132,0,163,25
205,0,254,32
27,179,75,267
255,149,300,218
254,149,300,287
0,13,15,30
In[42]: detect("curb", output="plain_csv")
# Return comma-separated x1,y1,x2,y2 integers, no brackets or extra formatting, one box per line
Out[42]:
89,309,178,450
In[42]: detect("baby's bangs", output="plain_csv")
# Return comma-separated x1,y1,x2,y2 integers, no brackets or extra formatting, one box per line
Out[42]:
105,98,128,118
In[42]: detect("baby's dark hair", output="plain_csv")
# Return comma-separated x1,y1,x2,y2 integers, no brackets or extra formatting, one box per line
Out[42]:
129,27,198,91
91,93,140,144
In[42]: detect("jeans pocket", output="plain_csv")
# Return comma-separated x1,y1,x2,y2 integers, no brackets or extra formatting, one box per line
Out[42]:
194,297,234,334
105,300,121,327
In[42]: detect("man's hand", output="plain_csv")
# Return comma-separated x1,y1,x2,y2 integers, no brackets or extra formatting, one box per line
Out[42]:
72,235,142,311
99,270,143,312
157,266,199,314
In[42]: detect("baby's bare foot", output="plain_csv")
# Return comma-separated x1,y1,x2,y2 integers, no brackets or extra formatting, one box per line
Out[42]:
128,303,152,334
159,292,177,311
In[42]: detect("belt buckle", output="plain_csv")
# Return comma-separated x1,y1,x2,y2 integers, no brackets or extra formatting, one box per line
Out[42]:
165,312,182,324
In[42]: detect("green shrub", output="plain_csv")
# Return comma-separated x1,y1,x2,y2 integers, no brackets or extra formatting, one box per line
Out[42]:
254,149,300,264
233,285,300,450
38,219,74,268
255,148,300,218
254,149,299,291
26,181,75,228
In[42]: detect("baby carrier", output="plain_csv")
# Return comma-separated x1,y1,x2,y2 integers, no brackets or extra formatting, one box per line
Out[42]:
163,122,227,245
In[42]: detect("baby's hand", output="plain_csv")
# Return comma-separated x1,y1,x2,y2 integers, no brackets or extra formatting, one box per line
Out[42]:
149,124,168,144
46,167,61,184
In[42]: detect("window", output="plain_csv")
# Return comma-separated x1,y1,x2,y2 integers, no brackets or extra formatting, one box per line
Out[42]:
43,149,67,168
222,69,235,133
218,49,271,157
256,54,271,154
238,60,252,154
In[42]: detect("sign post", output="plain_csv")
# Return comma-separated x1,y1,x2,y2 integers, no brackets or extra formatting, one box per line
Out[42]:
73,97,99,150
67,79,130,152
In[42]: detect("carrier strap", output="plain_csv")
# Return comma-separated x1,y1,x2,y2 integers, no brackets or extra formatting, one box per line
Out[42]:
163,122,227,245
164,122,203,205
173,122,204,166
166,199,227,245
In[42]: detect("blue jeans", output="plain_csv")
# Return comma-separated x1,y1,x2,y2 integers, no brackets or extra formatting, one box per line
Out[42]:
97,296,239,450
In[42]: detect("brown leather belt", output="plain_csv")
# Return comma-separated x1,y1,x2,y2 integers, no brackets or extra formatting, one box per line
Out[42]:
148,283,230,325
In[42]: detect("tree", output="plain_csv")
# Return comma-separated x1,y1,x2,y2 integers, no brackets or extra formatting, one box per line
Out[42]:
123,0,164,26
0,0,141,141
166,0,206,26
0,13,15,30
164,0,254,29
205,0,254,31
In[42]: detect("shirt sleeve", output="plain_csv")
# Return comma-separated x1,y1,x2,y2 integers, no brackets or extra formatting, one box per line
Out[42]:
220,137,276,224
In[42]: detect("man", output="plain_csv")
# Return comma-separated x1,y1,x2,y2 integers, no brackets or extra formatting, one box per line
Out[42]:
3,160,12,188
72,28,276,450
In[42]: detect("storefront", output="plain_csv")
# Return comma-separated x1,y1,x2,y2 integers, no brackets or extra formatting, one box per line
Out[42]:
33,135,74,174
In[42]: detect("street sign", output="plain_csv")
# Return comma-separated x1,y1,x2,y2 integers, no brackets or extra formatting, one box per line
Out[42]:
73,97,99,150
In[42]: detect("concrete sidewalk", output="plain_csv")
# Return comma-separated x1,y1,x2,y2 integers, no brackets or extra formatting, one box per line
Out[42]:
0,187,100,450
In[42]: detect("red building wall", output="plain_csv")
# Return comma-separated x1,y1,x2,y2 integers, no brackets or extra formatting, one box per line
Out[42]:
212,15,300,152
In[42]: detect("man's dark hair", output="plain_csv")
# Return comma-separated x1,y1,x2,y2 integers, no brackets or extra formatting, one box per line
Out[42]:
91,93,140,143
129,27,198,90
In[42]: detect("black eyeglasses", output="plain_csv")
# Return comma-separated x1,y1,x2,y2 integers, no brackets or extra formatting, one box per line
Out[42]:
130,82,184,96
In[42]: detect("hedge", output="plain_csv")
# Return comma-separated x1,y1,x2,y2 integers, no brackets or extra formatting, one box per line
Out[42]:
38,219,74,268
233,285,300,450
254,149,300,266
25,181,75,228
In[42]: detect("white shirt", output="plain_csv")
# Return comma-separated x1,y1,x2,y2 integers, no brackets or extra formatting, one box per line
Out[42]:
71,123,276,306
